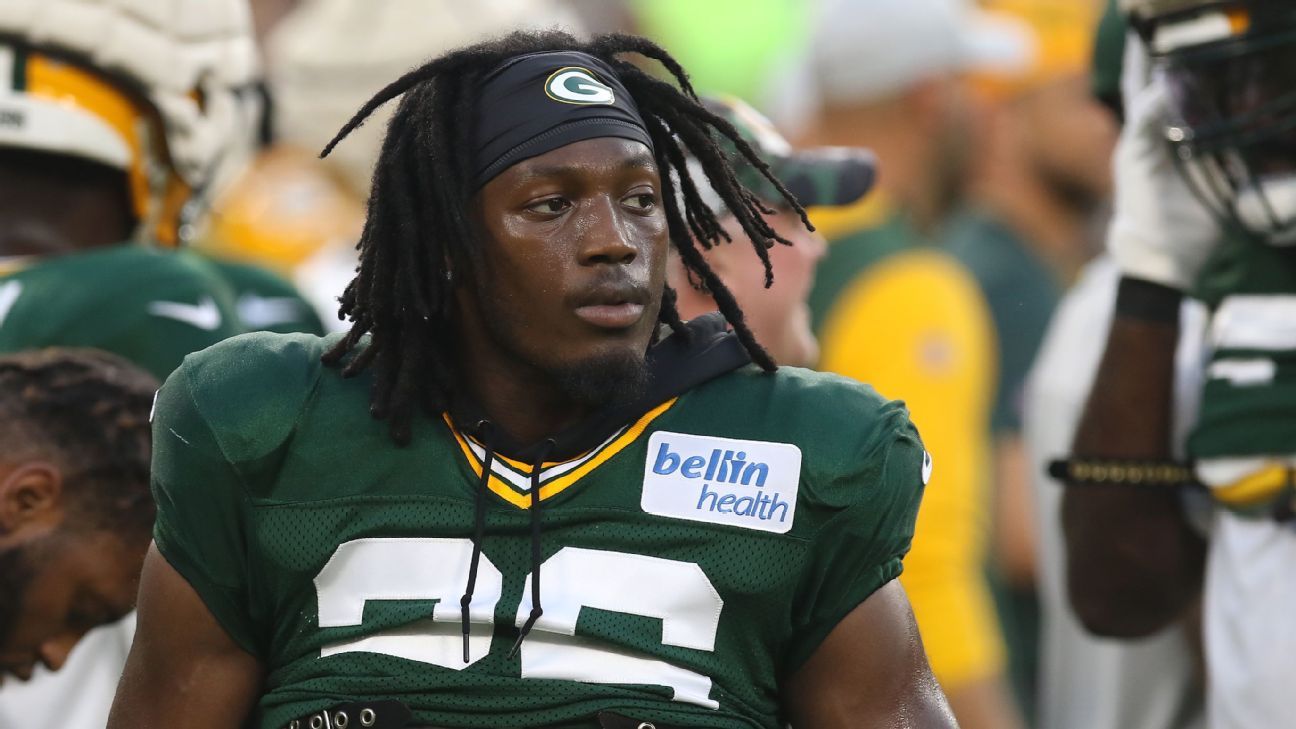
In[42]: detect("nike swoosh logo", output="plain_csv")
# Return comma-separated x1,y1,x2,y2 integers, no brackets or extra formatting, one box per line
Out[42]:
147,296,223,331
236,294,305,329
0,280,22,329
921,450,933,485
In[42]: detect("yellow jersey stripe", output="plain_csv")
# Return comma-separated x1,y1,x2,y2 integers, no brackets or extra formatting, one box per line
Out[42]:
445,397,678,509
1212,464,1291,507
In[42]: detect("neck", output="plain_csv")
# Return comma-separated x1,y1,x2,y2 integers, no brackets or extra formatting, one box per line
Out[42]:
970,161,1092,282
451,318,595,446
459,359,595,447
808,83,958,235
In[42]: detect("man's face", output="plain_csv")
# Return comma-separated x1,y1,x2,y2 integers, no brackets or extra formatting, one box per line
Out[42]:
0,529,141,682
925,78,979,230
711,207,827,368
462,137,669,406
1018,74,1118,211
0,149,134,256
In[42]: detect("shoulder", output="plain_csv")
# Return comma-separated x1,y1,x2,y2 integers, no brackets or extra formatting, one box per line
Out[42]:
81,245,227,283
850,247,982,301
944,214,1050,290
200,256,324,334
816,247,992,361
203,257,299,295
22,246,237,309
161,331,340,463
683,366,924,489
809,218,915,328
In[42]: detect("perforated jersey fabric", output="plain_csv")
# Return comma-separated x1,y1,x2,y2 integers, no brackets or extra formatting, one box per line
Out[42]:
150,331,927,728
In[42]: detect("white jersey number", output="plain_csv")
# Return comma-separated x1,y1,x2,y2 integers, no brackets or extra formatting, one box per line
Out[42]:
314,539,724,708
0,280,22,330
315,538,503,669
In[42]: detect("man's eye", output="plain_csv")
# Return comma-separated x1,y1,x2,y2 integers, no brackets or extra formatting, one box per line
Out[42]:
625,192,657,211
527,198,571,215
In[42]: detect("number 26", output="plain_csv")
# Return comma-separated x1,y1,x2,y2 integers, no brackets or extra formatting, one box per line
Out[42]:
314,538,724,709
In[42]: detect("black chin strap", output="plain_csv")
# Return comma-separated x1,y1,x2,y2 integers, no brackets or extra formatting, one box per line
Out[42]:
460,421,496,663
511,438,556,657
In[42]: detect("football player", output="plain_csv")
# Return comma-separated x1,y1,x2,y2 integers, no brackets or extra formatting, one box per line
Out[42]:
1062,1,1296,727
669,96,874,369
109,31,955,729
803,3,1026,728
0,0,319,378
0,349,155,684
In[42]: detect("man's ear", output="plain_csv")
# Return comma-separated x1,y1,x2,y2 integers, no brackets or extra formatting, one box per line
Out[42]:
0,462,64,537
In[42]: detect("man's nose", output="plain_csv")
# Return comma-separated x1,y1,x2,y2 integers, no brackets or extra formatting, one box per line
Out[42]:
577,197,638,266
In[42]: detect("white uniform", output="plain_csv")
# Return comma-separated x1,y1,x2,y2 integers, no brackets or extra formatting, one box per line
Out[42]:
1204,512,1296,728
1024,255,1206,729
0,613,134,729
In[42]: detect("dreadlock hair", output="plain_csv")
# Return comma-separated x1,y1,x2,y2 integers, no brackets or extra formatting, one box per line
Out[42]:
0,349,157,536
321,30,813,445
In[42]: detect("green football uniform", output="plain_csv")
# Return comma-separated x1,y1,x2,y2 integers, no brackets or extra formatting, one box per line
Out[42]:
944,208,1061,437
0,246,243,380
202,256,327,336
1191,235,1296,463
151,325,928,729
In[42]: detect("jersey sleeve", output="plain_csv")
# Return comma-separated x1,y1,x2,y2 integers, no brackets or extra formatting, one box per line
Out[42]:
781,403,927,675
206,257,329,336
150,360,262,655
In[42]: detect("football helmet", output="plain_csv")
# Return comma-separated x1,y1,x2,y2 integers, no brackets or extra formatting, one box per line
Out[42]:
0,0,259,246
1123,0,1296,244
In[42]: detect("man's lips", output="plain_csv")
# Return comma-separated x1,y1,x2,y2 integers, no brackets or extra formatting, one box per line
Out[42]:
574,302,646,329
572,281,650,330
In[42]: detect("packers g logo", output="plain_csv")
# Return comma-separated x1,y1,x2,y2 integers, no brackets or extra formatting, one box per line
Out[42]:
544,67,615,105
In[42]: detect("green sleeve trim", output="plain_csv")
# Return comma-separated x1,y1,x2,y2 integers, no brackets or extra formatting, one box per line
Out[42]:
152,516,262,658
781,430,926,676
149,362,263,657
780,563,904,677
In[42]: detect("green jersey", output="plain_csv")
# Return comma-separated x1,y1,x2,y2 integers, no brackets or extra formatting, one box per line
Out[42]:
0,246,242,380
944,208,1062,435
202,256,327,336
1191,234,1296,461
152,328,928,729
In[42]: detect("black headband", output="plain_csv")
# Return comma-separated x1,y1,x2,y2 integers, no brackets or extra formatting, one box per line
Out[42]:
468,51,655,191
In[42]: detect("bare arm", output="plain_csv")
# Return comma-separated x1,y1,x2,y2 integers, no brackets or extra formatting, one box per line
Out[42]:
991,436,1038,589
108,544,264,729
783,580,958,729
1063,295,1206,638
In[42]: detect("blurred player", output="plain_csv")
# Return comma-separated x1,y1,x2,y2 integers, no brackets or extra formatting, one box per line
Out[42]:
110,30,954,729
1021,3,1206,728
1026,259,1208,729
804,2,1028,727
943,0,1116,713
0,349,155,728
1063,2,1296,727
0,0,262,378
0,1,311,726
669,97,875,368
